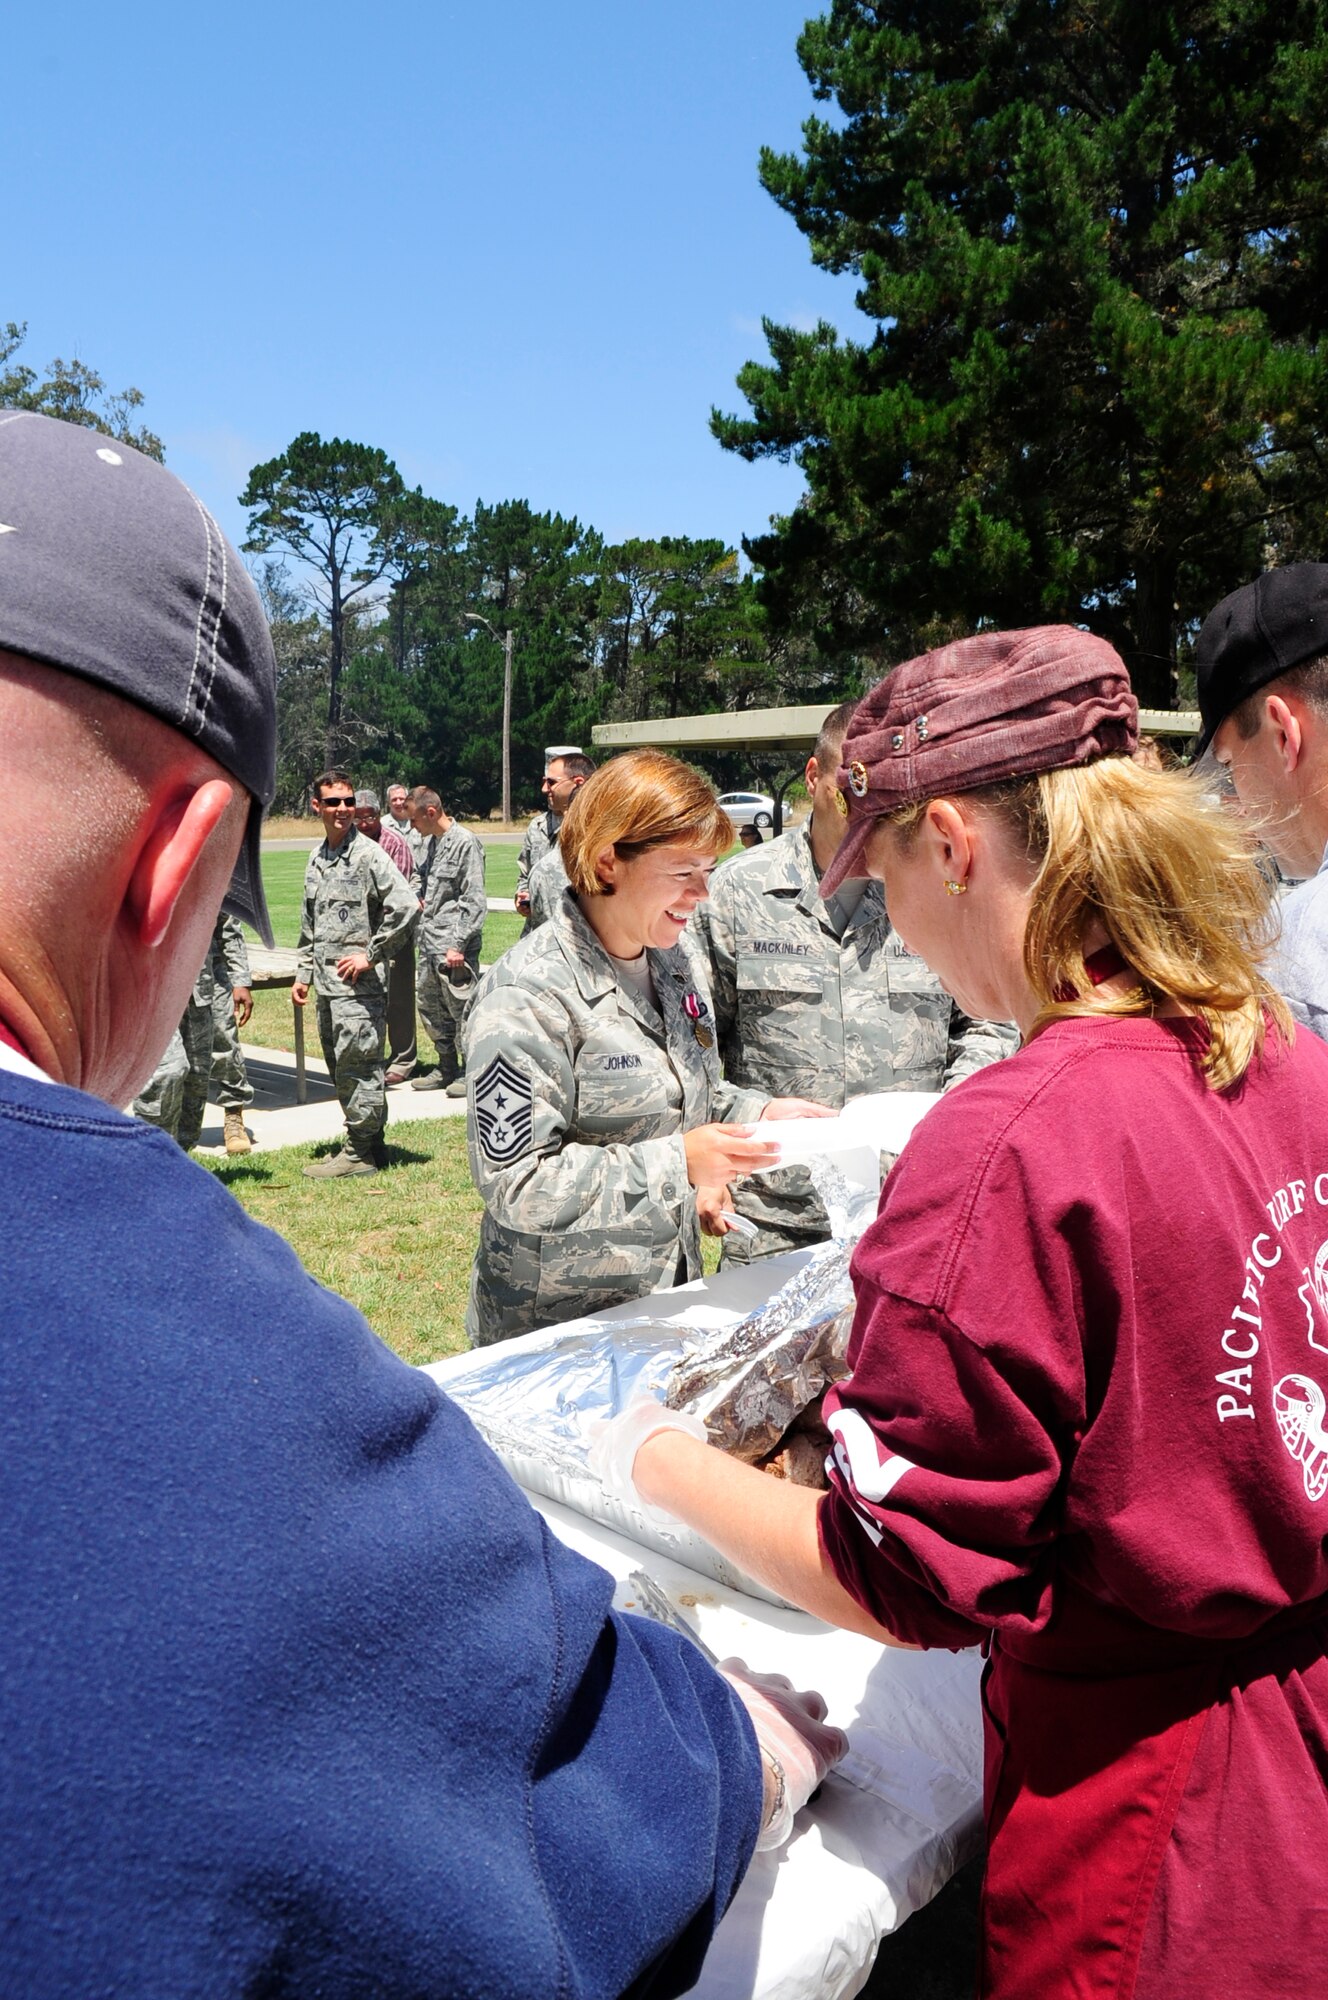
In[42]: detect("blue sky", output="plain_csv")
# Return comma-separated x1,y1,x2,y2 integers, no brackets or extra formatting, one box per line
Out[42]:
8,2,865,560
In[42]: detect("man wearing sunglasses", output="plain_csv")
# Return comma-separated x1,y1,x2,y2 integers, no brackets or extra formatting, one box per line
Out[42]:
291,771,418,1176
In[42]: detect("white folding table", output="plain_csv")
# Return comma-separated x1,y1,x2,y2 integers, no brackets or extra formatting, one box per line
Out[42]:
423,1257,985,2000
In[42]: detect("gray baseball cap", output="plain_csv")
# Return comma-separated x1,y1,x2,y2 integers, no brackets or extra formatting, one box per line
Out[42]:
0,410,276,945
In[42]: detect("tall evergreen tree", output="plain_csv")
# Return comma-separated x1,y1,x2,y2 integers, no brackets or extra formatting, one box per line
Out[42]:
400,502,603,816
241,434,405,756
715,1,1328,704
595,538,770,720
253,562,332,812
374,487,465,677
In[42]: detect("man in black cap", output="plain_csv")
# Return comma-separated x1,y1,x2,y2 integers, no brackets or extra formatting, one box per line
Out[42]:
1198,563,1328,1036
0,413,839,1997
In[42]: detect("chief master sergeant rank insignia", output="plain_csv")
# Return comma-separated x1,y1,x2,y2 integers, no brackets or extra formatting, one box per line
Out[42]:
474,1054,534,1164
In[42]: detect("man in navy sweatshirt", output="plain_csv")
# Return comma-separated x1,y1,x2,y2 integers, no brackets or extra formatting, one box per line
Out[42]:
0,412,842,1998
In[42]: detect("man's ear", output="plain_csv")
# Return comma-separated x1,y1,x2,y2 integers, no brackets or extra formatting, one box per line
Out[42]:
1266,693,1306,776
124,780,237,949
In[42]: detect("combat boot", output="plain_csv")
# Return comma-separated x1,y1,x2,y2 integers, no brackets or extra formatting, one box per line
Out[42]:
223,1108,252,1156
302,1144,378,1179
444,1072,468,1098
412,1045,460,1091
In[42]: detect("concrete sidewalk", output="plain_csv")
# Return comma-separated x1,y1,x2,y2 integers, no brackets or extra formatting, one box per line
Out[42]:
192,1044,466,1157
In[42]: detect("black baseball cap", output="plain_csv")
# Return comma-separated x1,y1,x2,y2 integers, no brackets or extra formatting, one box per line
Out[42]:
1195,564,1328,757
0,410,276,945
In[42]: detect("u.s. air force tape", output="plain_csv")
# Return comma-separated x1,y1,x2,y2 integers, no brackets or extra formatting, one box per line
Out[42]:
474,1054,534,1164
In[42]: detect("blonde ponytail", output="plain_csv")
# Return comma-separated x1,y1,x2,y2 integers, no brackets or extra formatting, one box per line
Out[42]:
1016,760,1289,1088
888,758,1291,1089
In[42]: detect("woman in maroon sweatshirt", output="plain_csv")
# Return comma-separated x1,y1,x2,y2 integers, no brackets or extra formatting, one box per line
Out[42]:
599,626,1328,1999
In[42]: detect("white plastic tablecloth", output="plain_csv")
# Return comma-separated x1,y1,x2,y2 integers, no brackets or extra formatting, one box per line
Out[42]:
423,1259,985,2000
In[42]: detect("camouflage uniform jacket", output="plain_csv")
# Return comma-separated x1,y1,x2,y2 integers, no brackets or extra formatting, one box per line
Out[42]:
526,844,568,930
693,824,1014,1105
463,889,769,1344
515,810,557,899
295,829,419,999
417,823,486,963
191,914,251,1009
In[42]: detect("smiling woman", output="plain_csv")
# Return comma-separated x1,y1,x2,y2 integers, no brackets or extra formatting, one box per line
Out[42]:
460,750,830,1346
559,749,732,950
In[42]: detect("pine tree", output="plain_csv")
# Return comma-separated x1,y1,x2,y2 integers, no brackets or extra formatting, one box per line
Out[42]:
241,434,405,758
715,0,1328,704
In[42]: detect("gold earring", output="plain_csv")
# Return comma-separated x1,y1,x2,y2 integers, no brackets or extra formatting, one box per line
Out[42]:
944,879,967,896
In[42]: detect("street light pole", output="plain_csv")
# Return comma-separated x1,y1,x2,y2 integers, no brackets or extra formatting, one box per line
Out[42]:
501,624,513,825
464,613,513,823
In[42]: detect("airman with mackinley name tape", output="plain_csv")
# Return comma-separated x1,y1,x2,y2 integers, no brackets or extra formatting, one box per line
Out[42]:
293,769,419,1177
691,700,1017,1261
462,751,833,1345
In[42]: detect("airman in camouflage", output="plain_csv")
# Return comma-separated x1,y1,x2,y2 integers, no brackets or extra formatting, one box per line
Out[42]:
131,1018,203,1144
208,914,254,1154
409,788,487,1093
525,842,569,930
514,749,593,928
463,893,768,1345
691,703,1016,1261
515,807,555,911
294,772,419,1177
133,914,254,1153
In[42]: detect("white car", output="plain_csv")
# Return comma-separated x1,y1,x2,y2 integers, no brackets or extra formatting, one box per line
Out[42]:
717,790,775,831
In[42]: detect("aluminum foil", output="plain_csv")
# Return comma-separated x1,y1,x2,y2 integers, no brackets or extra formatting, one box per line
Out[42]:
662,1150,874,1463
446,1140,884,1602
446,1306,792,1600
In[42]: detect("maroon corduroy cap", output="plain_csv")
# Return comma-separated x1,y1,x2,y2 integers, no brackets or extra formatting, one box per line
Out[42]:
821,626,1138,896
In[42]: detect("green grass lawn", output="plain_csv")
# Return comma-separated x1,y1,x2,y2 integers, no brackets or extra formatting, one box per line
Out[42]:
204,1114,721,1369
483,843,520,900
203,1119,480,1365
251,847,524,958
256,849,307,947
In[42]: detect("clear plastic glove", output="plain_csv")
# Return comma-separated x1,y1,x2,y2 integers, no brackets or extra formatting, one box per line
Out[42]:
586,1395,708,1524
720,1659,849,1851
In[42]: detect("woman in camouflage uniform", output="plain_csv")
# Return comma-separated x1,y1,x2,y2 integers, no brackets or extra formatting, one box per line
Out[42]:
463,752,829,1344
